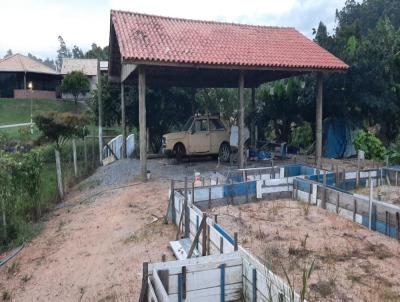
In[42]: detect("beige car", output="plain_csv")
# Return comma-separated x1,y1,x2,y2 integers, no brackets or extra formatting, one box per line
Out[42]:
162,116,232,161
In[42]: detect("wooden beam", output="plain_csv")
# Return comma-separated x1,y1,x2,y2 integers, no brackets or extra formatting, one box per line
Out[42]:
238,72,245,168
97,59,103,163
315,72,323,168
138,67,147,180
250,87,256,148
121,81,127,158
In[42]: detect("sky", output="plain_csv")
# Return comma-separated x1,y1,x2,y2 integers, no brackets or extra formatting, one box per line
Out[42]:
0,0,347,60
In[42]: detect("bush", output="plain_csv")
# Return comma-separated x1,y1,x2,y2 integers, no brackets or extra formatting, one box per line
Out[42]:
290,122,313,149
353,130,387,160
388,135,400,164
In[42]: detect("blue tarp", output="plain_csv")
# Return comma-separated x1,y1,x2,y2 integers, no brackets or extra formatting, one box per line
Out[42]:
323,118,357,159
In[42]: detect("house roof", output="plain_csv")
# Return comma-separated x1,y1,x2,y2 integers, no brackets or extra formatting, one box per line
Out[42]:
61,58,97,76
110,10,348,71
0,53,58,75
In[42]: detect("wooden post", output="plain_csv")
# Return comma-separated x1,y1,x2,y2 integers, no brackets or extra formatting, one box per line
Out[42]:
91,133,95,169
138,262,149,302
83,136,87,171
208,187,212,209
336,193,340,214
315,72,323,167
202,213,207,256
138,67,147,180
234,232,238,251
322,171,327,209
171,180,175,223
97,60,103,163
396,212,400,241
72,138,78,177
121,81,127,158
368,180,373,230
55,149,64,199
214,214,218,224
184,177,190,238
191,181,195,206
1,192,7,239
250,87,256,148
238,72,245,169
353,199,357,222
220,237,224,253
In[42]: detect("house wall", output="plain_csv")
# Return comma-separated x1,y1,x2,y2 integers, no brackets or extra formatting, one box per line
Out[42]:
14,89,56,100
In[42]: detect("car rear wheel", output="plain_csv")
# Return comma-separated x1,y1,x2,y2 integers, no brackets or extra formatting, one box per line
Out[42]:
219,143,231,162
174,143,186,162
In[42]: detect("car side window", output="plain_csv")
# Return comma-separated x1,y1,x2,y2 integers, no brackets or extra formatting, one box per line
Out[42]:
192,119,208,132
209,119,225,130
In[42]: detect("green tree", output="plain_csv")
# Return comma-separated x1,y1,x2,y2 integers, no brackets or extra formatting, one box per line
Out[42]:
56,36,72,71
61,71,90,104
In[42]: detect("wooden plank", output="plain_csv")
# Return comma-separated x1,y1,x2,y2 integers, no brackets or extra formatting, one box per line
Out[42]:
152,269,170,302
168,283,242,302
148,277,159,302
138,66,147,179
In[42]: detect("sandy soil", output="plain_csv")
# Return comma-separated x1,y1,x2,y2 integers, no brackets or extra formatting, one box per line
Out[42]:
353,185,400,205
208,200,400,302
0,179,176,302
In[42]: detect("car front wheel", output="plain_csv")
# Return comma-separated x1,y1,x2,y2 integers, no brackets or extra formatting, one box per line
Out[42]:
219,143,231,162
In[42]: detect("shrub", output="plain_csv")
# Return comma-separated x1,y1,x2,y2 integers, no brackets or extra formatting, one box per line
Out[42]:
33,111,89,148
291,122,313,149
353,130,386,160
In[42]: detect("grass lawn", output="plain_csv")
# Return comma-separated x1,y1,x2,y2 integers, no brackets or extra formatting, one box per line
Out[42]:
0,98,87,126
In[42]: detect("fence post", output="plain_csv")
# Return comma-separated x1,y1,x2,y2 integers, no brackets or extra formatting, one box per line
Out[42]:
55,149,64,200
368,180,373,230
1,195,7,239
353,199,357,222
72,138,78,177
321,171,327,209
184,177,189,238
83,136,88,172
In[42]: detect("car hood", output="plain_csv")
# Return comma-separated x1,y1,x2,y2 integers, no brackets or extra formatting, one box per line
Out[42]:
163,131,186,140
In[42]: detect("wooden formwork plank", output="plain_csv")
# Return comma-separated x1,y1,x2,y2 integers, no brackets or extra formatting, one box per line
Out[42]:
167,265,242,295
168,283,242,302
152,270,170,302
148,277,159,302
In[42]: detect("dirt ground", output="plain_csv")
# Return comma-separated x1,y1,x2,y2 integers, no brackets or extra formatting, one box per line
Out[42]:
353,185,400,205
0,176,177,301
208,199,400,302
0,155,385,301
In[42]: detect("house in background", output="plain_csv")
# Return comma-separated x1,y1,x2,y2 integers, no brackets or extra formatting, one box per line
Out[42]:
60,59,108,100
0,53,61,99
60,58,97,100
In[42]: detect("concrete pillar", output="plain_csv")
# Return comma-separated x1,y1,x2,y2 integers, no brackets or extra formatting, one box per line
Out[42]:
238,72,245,168
316,73,323,168
138,67,147,180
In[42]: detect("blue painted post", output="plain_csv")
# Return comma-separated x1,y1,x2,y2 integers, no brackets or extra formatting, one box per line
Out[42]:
178,273,182,302
220,264,225,302
252,268,257,302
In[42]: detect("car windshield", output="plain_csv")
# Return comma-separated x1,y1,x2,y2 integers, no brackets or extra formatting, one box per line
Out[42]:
181,117,194,131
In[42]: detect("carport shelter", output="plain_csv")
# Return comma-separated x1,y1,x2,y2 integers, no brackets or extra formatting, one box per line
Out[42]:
108,10,348,179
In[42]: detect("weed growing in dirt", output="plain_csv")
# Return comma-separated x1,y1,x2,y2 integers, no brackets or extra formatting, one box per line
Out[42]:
2,290,11,301
21,274,32,283
6,261,20,276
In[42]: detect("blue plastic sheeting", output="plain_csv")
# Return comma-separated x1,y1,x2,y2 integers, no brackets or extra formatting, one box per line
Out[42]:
323,118,357,159
223,181,256,198
309,172,335,186
295,179,311,193
361,216,399,238
285,164,316,177
214,223,235,245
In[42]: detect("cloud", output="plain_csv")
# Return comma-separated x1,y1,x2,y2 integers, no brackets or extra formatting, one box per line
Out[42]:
0,0,346,60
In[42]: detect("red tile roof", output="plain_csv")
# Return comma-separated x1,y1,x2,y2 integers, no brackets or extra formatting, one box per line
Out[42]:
111,10,348,71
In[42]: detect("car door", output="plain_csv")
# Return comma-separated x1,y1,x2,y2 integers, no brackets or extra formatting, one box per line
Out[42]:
209,118,227,153
188,118,210,153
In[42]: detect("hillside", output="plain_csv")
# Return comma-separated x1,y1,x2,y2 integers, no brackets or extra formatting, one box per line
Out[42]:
0,98,87,126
